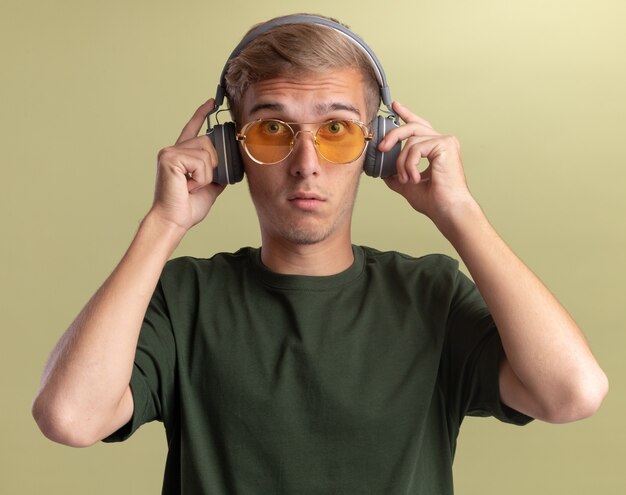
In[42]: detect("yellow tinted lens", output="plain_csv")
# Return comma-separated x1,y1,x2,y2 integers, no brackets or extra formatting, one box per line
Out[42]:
317,120,366,163
245,120,293,164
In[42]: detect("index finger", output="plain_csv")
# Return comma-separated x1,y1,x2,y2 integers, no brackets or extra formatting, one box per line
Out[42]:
175,99,215,145
392,101,435,129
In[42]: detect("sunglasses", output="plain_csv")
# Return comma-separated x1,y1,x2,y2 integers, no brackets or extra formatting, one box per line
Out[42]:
236,119,373,165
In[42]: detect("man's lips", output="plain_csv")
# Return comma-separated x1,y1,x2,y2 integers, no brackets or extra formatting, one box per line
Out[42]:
287,192,324,201
287,192,325,210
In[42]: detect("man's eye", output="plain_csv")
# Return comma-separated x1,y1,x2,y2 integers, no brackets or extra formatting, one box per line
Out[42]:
262,120,287,134
326,121,346,134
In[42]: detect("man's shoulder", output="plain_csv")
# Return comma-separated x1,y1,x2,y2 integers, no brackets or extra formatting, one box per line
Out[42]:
161,247,258,281
359,245,460,273
357,246,465,298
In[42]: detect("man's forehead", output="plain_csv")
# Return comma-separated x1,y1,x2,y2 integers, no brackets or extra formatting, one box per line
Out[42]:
240,69,368,120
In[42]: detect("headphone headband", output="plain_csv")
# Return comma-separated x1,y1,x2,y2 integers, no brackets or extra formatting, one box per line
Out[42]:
213,14,393,113
206,14,402,185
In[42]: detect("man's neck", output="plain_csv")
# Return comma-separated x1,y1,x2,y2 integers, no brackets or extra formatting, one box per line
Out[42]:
259,234,355,276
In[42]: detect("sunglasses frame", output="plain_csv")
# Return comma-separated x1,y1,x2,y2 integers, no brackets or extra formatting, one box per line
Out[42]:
236,118,374,165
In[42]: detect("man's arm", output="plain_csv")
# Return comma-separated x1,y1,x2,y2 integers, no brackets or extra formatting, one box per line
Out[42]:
381,102,608,423
32,100,224,446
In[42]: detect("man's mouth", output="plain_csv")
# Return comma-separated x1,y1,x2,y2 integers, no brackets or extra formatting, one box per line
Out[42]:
288,192,324,201
287,192,325,210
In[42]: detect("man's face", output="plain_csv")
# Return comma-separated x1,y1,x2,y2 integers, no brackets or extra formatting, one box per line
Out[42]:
239,68,369,247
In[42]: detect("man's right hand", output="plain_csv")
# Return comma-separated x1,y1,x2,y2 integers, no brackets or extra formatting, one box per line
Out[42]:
32,99,229,447
151,99,226,232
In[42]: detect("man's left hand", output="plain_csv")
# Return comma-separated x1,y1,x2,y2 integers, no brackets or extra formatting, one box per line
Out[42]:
379,101,477,229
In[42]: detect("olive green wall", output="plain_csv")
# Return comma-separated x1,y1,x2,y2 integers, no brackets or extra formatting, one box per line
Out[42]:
2,0,624,493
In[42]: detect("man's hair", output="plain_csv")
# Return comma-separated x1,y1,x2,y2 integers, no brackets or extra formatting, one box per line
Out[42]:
225,14,381,124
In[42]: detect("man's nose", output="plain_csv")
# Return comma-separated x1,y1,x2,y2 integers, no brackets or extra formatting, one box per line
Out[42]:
288,130,321,177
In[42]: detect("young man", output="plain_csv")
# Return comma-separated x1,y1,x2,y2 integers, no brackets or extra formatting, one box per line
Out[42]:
33,14,607,494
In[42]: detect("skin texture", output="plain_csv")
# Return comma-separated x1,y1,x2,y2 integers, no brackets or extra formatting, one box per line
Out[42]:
32,67,607,448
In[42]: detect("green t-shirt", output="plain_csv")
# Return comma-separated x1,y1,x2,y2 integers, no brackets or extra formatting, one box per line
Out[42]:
105,246,532,494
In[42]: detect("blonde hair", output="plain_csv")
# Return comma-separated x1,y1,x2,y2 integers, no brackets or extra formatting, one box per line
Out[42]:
225,15,381,123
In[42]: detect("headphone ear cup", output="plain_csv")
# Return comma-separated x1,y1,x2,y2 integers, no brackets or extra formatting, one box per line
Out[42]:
207,122,245,185
363,116,401,178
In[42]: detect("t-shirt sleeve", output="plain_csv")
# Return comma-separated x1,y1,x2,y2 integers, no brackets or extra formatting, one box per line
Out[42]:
441,269,533,427
103,280,177,442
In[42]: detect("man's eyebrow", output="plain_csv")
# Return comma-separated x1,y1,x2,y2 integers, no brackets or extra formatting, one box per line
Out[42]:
248,102,285,117
315,102,362,119
247,101,362,119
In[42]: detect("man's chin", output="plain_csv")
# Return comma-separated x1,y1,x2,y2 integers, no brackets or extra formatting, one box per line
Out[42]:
275,219,338,245
281,228,331,245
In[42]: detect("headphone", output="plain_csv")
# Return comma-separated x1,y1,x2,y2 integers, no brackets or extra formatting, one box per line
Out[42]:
206,14,402,185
